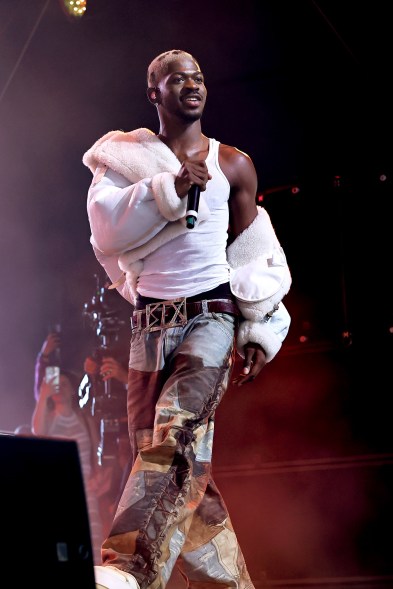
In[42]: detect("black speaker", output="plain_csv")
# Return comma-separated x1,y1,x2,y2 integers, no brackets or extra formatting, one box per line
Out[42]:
0,433,96,589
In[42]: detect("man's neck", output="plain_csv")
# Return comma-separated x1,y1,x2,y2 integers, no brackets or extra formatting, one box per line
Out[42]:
157,121,207,162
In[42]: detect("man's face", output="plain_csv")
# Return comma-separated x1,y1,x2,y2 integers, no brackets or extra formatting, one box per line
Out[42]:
155,56,207,123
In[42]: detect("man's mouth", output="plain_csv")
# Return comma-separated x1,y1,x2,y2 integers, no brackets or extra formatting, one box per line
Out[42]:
182,95,201,105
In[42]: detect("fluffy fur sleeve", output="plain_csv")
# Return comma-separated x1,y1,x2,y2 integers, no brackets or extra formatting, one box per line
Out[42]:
226,206,292,361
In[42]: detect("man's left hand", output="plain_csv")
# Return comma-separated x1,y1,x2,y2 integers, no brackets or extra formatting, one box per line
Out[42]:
236,342,267,386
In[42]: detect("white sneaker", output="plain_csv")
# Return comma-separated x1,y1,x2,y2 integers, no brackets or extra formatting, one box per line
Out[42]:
95,565,140,589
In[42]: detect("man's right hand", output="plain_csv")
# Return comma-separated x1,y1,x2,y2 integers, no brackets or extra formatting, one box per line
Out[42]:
175,159,211,198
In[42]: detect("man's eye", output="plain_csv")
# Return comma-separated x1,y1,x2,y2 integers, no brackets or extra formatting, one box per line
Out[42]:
195,77,204,83
173,76,183,83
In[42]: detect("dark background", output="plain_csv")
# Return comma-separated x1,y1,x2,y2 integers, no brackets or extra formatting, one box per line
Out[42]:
0,1,392,585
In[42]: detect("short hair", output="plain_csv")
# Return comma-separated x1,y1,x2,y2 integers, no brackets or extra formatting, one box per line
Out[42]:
147,49,200,87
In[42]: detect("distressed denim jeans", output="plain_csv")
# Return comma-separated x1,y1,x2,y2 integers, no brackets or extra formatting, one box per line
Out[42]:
101,310,255,589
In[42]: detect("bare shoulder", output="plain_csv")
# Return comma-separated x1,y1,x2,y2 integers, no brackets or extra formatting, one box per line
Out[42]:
218,143,257,187
218,143,258,236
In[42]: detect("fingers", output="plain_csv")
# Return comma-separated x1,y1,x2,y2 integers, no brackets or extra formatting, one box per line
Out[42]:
40,378,58,397
235,368,257,387
100,368,114,380
42,332,61,354
176,160,210,196
233,344,267,387
188,162,209,189
242,347,256,375
241,359,253,376
100,357,120,380
101,357,119,369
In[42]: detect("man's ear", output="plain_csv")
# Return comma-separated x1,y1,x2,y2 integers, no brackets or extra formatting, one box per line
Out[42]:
147,87,160,104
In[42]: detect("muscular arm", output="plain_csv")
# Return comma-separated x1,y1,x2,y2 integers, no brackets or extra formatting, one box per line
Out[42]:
219,145,258,239
219,145,267,384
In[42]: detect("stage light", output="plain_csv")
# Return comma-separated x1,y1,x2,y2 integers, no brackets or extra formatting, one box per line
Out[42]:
257,184,301,203
61,0,87,18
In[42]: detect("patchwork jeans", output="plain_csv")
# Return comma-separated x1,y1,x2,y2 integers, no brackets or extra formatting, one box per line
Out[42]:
101,310,255,589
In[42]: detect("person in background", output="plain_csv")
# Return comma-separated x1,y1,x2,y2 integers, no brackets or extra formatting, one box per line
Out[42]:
32,335,112,564
83,352,132,509
34,330,61,402
83,49,292,589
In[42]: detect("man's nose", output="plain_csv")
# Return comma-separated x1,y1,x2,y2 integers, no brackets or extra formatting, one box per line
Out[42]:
184,78,198,89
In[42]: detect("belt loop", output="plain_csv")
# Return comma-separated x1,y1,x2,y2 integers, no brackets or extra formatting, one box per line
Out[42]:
201,299,209,315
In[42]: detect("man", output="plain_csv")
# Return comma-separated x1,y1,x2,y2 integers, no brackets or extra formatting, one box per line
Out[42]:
83,49,291,589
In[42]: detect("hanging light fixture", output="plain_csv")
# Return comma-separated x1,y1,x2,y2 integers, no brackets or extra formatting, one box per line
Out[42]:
61,0,87,18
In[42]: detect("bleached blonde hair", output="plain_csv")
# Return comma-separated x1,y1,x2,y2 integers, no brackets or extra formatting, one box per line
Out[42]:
147,50,200,87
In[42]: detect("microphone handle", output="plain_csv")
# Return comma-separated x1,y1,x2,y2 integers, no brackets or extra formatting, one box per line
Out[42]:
186,185,201,229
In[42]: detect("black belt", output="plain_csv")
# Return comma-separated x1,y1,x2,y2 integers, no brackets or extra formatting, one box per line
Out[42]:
131,297,240,332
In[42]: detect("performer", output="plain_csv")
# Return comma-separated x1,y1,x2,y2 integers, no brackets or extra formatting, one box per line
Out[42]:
83,49,292,589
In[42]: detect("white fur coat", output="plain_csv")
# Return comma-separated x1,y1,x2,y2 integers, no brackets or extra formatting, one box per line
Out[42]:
83,128,292,361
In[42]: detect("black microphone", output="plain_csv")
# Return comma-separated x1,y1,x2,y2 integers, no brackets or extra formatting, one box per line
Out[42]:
186,184,200,229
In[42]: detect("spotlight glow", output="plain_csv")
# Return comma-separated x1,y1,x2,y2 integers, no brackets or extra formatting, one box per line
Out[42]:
62,0,87,17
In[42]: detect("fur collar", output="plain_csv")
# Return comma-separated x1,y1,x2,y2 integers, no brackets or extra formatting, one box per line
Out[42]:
82,128,181,181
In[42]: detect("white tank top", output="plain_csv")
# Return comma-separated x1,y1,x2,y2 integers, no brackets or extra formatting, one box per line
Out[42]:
137,138,231,299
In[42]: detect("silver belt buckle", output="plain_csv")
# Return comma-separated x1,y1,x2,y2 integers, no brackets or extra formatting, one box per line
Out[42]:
134,297,188,332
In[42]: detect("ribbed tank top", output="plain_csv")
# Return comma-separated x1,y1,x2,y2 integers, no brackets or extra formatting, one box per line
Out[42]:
48,412,92,479
137,138,231,299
